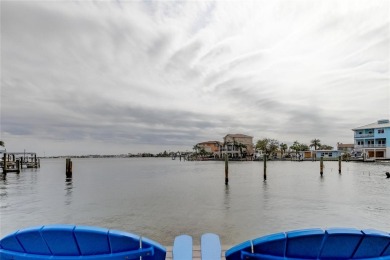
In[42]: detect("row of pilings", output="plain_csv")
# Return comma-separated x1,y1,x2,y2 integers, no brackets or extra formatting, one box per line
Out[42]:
224,154,343,184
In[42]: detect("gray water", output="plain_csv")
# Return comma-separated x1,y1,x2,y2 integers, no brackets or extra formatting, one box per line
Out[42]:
1,158,389,246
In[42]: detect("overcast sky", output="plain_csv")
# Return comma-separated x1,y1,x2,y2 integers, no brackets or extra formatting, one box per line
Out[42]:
1,0,389,156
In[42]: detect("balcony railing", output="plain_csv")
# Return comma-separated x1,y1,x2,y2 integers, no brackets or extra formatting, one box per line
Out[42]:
354,144,386,148
354,134,374,138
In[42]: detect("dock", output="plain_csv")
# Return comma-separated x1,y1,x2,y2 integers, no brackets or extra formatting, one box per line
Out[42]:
1,152,40,174
165,245,230,260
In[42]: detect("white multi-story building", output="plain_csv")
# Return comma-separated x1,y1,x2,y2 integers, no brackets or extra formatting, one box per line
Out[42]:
352,119,390,159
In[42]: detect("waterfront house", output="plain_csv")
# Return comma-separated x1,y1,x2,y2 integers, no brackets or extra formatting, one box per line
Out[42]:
196,141,223,158
337,143,354,154
352,119,390,159
221,134,254,158
303,151,313,159
314,150,341,159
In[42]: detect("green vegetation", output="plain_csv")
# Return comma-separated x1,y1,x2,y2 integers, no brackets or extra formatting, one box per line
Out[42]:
0,140,4,147
290,141,309,152
279,143,288,158
253,138,334,159
319,144,333,150
256,138,279,157
310,139,321,150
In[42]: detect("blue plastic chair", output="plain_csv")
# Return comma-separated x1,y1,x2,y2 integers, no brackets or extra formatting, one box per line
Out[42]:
225,228,390,260
0,225,166,260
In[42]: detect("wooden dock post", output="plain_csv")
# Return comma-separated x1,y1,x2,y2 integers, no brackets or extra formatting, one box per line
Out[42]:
263,154,267,181
2,153,6,174
15,159,20,174
66,158,72,178
338,156,341,174
320,157,324,176
224,154,229,185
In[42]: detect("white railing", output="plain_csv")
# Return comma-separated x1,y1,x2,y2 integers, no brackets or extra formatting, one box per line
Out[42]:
354,134,374,138
354,144,386,148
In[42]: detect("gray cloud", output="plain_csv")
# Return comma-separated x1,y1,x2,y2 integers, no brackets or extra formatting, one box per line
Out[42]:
1,0,389,155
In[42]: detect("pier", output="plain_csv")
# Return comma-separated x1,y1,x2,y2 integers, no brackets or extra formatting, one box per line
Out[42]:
1,152,40,174
165,245,229,260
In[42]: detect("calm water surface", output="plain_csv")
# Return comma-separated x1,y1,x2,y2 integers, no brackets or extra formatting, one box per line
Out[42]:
1,158,389,245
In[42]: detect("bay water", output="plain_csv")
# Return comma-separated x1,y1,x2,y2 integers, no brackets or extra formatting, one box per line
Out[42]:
1,158,389,246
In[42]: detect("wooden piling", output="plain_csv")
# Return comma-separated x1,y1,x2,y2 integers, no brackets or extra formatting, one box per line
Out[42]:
338,156,341,174
2,153,6,174
224,154,229,185
15,159,20,174
263,154,267,180
320,157,324,176
66,158,72,178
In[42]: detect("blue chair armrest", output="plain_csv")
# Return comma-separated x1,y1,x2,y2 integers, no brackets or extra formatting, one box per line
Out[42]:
173,234,192,260
201,233,221,260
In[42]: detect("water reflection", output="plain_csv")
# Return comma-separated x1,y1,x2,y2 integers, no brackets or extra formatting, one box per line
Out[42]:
0,175,7,199
224,184,230,210
65,177,73,206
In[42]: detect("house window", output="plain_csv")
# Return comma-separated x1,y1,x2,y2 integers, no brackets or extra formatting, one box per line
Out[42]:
378,129,384,134
358,131,363,134
357,141,363,145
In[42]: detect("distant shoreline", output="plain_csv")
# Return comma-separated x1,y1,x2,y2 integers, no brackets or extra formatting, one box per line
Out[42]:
38,156,390,163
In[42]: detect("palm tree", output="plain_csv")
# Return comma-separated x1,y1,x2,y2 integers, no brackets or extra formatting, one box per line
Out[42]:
233,140,239,158
237,143,247,158
192,144,200,153
290,141,301,153
0,140,4,147
280,143,288,158
256,138,279,159
199,148,207,158
319,144,333,150
310,139,321,150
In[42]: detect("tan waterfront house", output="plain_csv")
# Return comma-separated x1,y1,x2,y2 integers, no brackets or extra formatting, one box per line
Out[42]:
197,141,223,157
221,134,254,158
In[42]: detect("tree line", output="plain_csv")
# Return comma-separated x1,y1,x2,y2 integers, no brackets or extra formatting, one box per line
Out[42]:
256,138,333,158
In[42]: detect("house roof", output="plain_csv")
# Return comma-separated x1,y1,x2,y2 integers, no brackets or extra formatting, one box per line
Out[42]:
198,141,222,145
352,119,390,130
337,143,354,148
